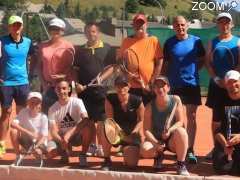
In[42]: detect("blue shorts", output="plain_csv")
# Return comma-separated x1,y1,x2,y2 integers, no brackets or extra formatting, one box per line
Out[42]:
0,84,29,108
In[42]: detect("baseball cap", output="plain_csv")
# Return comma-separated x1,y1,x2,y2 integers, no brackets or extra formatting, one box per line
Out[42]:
8,15,23,25
48,18,66,30
27,92,42,101
224,70,240,82
132,13,147,26
216,12,232,21
114,75,128,86
153,75,169,85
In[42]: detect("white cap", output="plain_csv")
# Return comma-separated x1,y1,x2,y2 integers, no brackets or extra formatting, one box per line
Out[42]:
225,70,240,82
216,12,232,21
27,92,42,101
48,18,66,30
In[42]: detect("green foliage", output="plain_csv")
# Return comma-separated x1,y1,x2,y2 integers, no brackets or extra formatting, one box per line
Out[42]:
56,2,66,18
74,0,81,18
138,0,167,8
125,0,139,13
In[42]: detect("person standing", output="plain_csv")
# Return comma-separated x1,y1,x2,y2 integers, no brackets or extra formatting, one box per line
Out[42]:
38,17,75,114
163,16,205,164
205,12,240,159
0,15,36,157
118,13,163,105
74,22,116,155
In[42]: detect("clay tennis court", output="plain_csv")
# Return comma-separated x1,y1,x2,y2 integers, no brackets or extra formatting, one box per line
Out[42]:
0,98,239,179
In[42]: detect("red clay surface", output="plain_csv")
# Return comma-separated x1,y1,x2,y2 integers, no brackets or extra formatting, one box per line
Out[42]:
0,98,239,179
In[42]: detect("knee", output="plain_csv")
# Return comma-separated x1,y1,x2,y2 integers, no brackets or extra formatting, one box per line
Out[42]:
173,127,188,138
123,146,139,167
140,141,157,158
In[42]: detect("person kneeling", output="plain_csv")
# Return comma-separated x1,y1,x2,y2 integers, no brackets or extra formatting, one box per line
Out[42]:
140,76,190,176
11,92,48,166
99,75,144,170
47,80,94,167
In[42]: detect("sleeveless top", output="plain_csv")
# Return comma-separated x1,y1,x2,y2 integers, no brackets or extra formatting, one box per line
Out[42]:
151,95,176,139
212,36,239,78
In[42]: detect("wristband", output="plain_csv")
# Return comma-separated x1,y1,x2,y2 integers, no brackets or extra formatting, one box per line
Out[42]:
213,76,220,84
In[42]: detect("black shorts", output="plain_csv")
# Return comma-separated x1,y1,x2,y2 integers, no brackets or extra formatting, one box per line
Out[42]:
206,79,229,109
171,86,201,105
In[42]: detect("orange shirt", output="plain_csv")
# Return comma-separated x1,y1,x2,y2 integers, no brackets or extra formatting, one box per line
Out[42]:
38,40,74,84
118,35,163,88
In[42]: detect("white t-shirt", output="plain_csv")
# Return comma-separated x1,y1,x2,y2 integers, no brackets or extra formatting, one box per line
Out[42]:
14,108,48,137
48,97,88,134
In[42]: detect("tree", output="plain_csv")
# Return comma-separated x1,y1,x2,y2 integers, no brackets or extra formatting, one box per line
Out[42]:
56,2,66,18
74,0,81,18
138,0,167,8
125,0,139,13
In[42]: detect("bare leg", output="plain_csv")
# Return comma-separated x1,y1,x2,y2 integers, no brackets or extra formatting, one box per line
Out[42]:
168,127,188,161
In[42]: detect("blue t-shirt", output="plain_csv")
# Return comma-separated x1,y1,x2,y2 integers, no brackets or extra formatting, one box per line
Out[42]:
0,35,34,86
164,35,205,88
212,36,239,79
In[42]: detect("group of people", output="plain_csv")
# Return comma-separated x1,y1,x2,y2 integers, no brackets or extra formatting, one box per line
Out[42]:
0,10,239,176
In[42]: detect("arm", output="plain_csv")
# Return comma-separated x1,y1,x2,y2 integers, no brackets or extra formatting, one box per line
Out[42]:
132,102,144,134
196,39,206,70
11,121,37,140
205,41,217,79
234,39,240,72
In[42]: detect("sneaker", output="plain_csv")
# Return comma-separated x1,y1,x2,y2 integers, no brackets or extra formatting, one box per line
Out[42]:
12,154,24,166
86,144,97,156
153,155,163,170
205,149,213,160
95,145,104,157
0,141,6,158
177,163,190,176
101,157,112,171
79,154,87,167
186,152,197,164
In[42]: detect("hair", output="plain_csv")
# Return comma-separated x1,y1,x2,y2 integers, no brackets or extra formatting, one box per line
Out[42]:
84,22,100,32
172,15,188,25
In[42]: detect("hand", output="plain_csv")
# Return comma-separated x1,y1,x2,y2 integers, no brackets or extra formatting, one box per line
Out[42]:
228,134,240,146
156,142,165,153
224,143,234,156
214,78,225,88
161,130,171,140
75,83,86,93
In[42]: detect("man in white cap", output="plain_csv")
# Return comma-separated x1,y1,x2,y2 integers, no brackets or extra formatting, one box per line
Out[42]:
37,17,75,114
0,15,36,158
212,70,240,175
205,12,240,159
10,91,48,165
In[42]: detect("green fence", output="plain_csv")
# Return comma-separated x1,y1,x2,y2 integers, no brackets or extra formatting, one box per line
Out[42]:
127,26,240,95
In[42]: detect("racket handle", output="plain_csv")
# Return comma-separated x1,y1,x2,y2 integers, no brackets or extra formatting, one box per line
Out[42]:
227,153,232,161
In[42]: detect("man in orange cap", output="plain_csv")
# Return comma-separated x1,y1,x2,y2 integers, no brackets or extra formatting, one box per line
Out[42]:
118,13,163,105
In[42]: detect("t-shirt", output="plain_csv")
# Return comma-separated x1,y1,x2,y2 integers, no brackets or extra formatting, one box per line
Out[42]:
106,93,142,135
0,35,34,86
48,97,88,134
13,108,48,137
164,35,205,88
73,41,116,100
38,40,74,84
118,35,163,88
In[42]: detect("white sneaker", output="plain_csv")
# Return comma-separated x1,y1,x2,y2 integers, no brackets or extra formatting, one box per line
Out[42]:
95,145,104,157
12,154,24,166
177,164,190,176
86,144,97,156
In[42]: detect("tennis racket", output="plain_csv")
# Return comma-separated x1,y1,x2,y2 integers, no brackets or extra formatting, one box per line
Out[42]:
104,118,126,146
120,48,146,89
50,48,75,81
212,46,236,77
163,100,178,132
14,139,44,168
225,106,233,161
